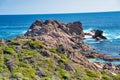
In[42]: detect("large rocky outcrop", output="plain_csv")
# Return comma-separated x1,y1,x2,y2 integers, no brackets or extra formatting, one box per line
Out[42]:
25,20,84,46
24,20,120,74
25,20,100,71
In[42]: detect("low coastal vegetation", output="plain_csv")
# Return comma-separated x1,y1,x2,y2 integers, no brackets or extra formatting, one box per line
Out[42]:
0,36,119,80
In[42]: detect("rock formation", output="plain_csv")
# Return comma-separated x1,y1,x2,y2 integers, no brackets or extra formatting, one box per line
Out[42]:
25,20,84,46
25,20,99,70
25,20,119,71
85,30,107,40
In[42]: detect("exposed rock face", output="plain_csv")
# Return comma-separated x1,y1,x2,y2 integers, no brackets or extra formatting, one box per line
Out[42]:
25,20,100,71
92,30,107,40
24,20,120,74
64,63,75,72
25,20,84,46
85,30,107,40
83,52,120,61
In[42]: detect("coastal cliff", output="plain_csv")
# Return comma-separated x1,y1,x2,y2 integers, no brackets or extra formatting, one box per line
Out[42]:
0,20,120,80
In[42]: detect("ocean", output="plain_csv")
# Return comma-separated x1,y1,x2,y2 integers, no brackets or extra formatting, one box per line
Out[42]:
0,12,120,64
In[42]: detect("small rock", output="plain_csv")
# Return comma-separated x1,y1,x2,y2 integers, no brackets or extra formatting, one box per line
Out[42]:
57,45,66,54
15,46,22,52
6,60,17,71
41,50,51,57
64,63,75,72
36,70,46,77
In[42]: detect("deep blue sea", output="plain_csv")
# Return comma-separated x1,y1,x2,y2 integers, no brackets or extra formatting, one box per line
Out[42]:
0,12,120,64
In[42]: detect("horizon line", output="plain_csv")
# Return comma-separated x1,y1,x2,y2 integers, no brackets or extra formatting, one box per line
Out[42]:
0,11,120,16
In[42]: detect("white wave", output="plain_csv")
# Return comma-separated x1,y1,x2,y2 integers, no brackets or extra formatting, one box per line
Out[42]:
84,35,92,39
87,41,100,44
84,28,120,41
116,35,120,39
103,31,120,40
22,30,27,34
83,28,93,33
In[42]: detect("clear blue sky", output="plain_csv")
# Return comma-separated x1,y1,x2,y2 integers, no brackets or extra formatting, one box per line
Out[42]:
0,0,120,14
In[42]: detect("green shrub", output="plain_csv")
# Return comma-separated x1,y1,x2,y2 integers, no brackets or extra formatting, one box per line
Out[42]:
56,69,70,79
60,54,67,60
58,59,64,64
112,74,120,80
4,47,16,55
85,69,99,78
22,49,37,58
18,62,29,68
11,72,23,79
29,40,43,49
0,50,3,54
83,77,94,80
49,48,57,54
18,53,23,61
0,67,4,72
101,70,107,75
102,75,111,80
12,68,36,79
0,56,4,66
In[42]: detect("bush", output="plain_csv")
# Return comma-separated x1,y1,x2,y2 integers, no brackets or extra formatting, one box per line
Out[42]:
29,40,43,49
49,48,57,54
56,69,70,79
83,77,94,80
85,69,99,78
112,74,120,80
102,75,111,80
18,62,29,68
12,68,36,79
60,54,67,60
22,49,37,58
0,50,3,54
4,47,16,55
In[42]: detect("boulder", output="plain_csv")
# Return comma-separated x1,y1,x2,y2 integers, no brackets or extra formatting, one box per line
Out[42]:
36,70,46,77
57,45,66,54
64,63,75,72
84,30,107,40
41,50,51,57
103,63,116,71
15,46,22,53
92,30,107,40
5,60,18,71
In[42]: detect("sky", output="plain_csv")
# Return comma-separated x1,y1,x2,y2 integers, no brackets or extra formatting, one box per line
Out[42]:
0,0,120,14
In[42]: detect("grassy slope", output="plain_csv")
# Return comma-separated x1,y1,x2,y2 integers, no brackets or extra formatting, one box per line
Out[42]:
0,36,120,80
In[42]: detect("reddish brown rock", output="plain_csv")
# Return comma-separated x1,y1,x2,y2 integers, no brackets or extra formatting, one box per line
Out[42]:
25,20,84,47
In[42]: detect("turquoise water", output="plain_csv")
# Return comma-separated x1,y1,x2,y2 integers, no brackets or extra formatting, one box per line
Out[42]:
0,12,120,59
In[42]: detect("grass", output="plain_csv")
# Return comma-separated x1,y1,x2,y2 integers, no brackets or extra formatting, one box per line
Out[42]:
29,40,44,49
12,68,36,79
85,69,100,78
4,47,16,55
49,48,57,54
0,36,120,80
56,69,70,80
21,49,37,58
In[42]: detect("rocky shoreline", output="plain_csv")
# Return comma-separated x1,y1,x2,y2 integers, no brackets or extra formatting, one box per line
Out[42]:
25,20,120,73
